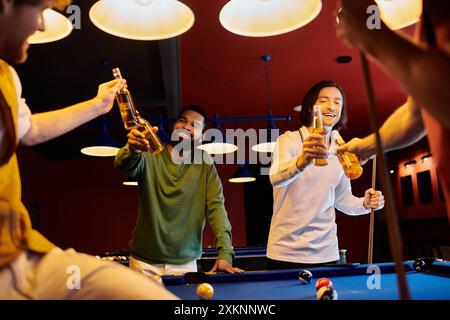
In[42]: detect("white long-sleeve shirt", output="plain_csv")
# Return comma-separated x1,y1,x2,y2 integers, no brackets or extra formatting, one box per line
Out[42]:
9,66,31,140
0,67,31,150
267,127,369,264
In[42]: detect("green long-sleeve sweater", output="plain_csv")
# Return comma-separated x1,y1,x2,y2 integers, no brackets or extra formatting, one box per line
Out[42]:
114,145,234,265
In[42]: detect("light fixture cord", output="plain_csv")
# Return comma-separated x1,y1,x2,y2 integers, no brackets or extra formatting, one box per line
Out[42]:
263,57,273,116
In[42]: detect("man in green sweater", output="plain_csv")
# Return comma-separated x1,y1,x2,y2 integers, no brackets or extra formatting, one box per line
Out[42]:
115,105,243,277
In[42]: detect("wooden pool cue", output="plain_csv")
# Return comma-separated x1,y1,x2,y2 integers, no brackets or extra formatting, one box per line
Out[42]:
359,52,410,300
368,156,376,265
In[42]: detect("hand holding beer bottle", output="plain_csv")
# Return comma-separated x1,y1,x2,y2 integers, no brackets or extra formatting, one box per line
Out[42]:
113,68,164,155
333,130,363,179
296,105,329,171
127,126,159,153
295,132,329,171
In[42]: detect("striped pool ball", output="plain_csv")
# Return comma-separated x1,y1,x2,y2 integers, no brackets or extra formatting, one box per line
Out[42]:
315,277,333,291
316,286,339,300
298,270,313,284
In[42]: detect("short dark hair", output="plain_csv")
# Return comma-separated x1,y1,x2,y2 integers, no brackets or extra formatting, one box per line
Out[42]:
299,81,347,131
177,104,207,129
13,0,71,10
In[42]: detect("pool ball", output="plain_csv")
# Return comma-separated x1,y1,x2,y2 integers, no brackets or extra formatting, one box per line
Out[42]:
413,259,426,272
316,286,338,300
298,270,313,284
413,258,442,272
315,277,333,291
196,283,214,300
414,259,427,272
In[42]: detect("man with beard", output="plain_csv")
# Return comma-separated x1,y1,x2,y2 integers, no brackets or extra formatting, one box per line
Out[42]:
115,105,243,277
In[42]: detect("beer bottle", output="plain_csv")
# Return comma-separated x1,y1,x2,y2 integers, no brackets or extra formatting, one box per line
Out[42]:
113,68,164,155
313,105,328,166
332,130,363,179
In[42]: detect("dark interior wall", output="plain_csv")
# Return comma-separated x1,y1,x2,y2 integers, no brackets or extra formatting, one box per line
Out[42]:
177,0,414,263
21,124,449,261
19,146,138,254
238,133,450,263
392,142,447,220
15,0,209,255
18,145,247,255
390,139,450,260
202,165,247,247
15,0,448,261
332,137,449,263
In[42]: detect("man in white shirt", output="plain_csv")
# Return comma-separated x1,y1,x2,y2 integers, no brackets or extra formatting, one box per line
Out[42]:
267,81,384,268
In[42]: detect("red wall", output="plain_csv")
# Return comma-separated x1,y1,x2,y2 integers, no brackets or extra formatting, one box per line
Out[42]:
18,145,247,255
177,0,410,263
19,146,137,254
17,0,436,263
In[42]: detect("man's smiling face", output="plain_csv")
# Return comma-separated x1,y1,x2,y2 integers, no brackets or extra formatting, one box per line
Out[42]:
172,109,205,143
314,86,343,128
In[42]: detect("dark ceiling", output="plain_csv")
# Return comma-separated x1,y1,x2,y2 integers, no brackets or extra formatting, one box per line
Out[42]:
15,0,415,159
16,0,178,158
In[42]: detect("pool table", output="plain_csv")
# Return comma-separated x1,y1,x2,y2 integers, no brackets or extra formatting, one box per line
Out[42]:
201,246,267,258
163,261,450,300
97,245,269,269
198,246,268,271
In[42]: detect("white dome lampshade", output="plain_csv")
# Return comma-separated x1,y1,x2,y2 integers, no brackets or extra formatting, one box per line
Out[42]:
197,142,239,155
89,0,195,40
28,9,73,44
80,146,120,157
251,120,278,153
123,181,138,186
219,0,322,37
197,118,239,155
229,165,256,183
80,121,120,157
251,142,276,153
376,0,422,30
123,178,138,186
